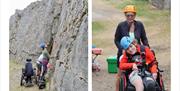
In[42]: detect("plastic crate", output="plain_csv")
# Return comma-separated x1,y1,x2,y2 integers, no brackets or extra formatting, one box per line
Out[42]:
106,56,117,73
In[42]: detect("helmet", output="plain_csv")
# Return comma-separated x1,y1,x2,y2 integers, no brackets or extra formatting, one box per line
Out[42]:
26,59,32,62
120,36,133,50
40,42,45,48
92,45,96,48
123,5,136,13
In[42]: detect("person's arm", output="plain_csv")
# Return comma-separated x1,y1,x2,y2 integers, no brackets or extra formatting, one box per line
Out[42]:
145,47,155,65
114,24,122,50
30,63,34,75
46,49,50,59
25,63,28,74
119,53,134,70
43,48,50,60
140,22,150,47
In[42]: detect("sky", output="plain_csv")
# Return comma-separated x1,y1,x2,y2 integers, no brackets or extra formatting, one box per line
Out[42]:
9,0,39,16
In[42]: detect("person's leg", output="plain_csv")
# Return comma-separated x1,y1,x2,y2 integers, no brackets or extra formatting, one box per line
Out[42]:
25,76,28,83
29,76,32,83
133,78,144,91
36,63,42,82
42,64,47,81
129,71,144,91
25,76,30,83
39,65,44,80
36,63,40,76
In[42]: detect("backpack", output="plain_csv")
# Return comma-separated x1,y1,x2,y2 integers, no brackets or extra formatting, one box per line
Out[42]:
25,62,34,76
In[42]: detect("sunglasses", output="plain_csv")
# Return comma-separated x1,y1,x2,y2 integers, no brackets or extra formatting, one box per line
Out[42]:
125,14,135,17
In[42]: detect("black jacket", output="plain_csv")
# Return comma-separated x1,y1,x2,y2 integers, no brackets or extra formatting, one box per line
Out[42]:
25,62,34,76
114,20,149,56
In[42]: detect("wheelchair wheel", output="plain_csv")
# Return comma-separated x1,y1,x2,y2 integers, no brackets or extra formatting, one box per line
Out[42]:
119,74,127,91
20,68,25,86
159,76,165,91
20,78,24,86
38,79,46,89
157,72,165,91
32,68,38,84
33,75,38,84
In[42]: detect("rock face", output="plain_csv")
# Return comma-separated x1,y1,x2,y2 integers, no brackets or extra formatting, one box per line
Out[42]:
149,0,170,9
9,0,88,91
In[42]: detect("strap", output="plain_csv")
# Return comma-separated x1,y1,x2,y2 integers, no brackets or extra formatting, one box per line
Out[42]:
140,45,146,53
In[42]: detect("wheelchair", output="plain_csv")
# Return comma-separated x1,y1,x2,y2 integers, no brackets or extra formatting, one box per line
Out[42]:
92,48,102,72
119,62,165,91
20,68,37,87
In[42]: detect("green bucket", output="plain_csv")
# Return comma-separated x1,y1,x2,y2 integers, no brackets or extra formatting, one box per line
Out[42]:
106,56,118,73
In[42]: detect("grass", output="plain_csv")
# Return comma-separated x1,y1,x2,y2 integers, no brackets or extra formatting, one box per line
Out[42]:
92,20,116,48
99,0,170,33
105,0,170,20
92,21,106,33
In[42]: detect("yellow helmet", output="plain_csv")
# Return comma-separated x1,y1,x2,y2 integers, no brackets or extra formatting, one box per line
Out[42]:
123,5,136,13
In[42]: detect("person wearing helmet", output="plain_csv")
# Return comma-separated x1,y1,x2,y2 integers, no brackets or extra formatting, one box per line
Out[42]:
36,42,50,81
114,5,150,91
119,36,157,91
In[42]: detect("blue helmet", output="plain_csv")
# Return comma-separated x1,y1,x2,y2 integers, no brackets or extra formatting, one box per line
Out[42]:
120,36,133,50
92,45,96,48
40,42,45,48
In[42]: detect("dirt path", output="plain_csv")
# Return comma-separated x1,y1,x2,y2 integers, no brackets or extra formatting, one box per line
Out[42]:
92,0,122,91
92,0,124,22
92,0,170,91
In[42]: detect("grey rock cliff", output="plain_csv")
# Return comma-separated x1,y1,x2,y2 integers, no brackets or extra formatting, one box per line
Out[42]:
149,0,170,9
9,0,88,91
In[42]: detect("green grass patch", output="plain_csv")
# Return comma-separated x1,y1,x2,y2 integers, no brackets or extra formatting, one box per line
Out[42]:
105,0,170,20
92,20,114,47
92,21,106,33
114,0,149,16
10,60,22,69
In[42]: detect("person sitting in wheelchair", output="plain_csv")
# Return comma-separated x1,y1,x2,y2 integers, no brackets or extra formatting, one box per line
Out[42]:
24,59,34,84
119,36,158,91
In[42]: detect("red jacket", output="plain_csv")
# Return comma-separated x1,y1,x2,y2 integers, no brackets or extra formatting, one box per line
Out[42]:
119,45,157,73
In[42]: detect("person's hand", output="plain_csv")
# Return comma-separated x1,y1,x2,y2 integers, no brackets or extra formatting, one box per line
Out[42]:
152,73,157,80
132,63,138,70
